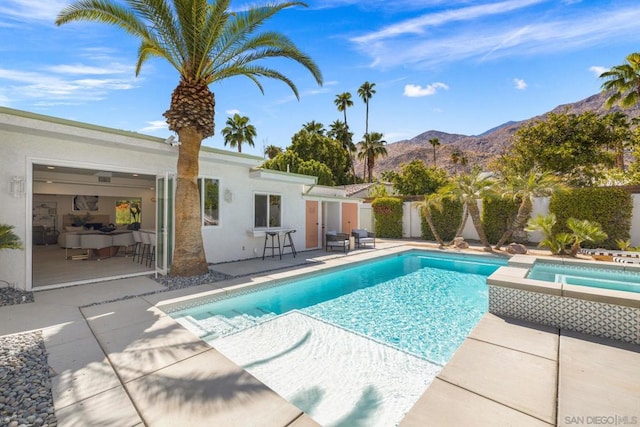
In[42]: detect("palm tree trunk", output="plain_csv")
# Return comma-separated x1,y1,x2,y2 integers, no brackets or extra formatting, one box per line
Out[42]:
467,201,492,249
170,127,209,277
424,208,444,247
494,201,531,250
449,204,469,245
365,101,369,135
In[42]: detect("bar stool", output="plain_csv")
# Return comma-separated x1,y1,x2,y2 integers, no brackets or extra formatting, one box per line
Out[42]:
282,230,297,258
131,231,143,263
139,231,151,265
262,231,281,260
147,232,156,268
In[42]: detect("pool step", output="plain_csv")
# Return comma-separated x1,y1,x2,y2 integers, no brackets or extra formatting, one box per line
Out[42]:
178,309,276,341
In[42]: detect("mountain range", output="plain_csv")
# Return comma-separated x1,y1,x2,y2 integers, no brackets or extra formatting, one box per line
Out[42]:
356,91,640,178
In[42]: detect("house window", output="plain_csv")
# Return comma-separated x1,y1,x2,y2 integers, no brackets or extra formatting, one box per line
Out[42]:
254,193,281,228
199,178,219,226
115,199,142,225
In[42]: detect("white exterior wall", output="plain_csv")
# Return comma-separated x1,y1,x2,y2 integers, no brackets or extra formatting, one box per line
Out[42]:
359,203,373,232
402,201,423,238
0,108,324,290
631,194,640,246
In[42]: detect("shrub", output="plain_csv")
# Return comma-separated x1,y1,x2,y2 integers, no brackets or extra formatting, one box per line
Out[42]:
372,197,403,238
549,187,632,249
421,198,463,242
481,197,520,244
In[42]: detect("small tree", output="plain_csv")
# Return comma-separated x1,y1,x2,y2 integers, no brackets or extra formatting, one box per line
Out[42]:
417,193,445,247
494,171,567,250
525,214,607,256
440,168,496,249
0,225,22,250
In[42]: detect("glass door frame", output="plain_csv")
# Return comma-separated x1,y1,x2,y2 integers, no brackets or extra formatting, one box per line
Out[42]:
156,173,174,275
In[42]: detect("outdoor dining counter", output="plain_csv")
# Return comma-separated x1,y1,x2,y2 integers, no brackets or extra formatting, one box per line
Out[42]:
246,229,297,260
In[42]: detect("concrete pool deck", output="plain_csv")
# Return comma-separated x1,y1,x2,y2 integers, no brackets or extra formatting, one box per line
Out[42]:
1,242,639,426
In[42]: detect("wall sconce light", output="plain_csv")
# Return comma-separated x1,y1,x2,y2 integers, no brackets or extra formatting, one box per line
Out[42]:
10,176,25,198
224,189,233,203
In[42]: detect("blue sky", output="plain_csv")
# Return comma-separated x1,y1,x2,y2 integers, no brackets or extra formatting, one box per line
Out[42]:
2,0,640,157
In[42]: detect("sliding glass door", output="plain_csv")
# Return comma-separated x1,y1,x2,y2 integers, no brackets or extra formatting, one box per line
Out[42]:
156,173,174,275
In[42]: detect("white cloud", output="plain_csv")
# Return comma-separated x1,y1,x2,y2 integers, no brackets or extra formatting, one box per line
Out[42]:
351,5,640,69
0,0,69,22
0,66,137,104
514,78,527,90
225,109,241,115
590,66,608,77
140,120,167,132
403,82,449,97
48,63,133,75
352,0,544,44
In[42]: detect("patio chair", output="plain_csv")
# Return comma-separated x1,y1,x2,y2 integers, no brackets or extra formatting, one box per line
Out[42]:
352,229,375,249
325,231,349,253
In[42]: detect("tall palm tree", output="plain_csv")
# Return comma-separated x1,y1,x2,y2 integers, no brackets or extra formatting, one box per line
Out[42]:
357,131,387,183
600,52,640,109
334,92,356,182
334,92,353,129
493,171,567,250
56,0,322,277
221,113,256,153
441,168,495,250
428,137,440,166
451,149,461,174
328,119,355,182
264,144,283,159
358,81,376,136
302,120,325,135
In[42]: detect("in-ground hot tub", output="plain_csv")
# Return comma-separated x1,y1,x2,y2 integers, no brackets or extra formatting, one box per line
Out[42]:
487,255,640,345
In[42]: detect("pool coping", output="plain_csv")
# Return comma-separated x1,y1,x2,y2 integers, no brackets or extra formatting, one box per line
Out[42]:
488,255,640,345
15,244,640,426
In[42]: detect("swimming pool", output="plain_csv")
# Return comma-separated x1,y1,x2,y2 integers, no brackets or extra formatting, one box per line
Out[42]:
528,262,640,293
169,250,507,426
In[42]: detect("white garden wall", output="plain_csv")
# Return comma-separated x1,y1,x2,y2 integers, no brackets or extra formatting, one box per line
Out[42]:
367,194,640,246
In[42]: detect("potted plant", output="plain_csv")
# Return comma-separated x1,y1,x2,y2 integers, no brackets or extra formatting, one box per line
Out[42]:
0,224,22,250
1,224,23,292
129,202,141,230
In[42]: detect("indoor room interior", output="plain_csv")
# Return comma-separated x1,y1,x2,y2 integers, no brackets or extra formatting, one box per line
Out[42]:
31,164,158,288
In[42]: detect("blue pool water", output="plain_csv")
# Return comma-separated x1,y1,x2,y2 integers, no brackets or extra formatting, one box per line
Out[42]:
172,250,507,364
528,262,640,293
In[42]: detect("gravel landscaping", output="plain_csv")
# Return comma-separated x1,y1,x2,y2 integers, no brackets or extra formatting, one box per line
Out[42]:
0,270,234,425
0,332,56,427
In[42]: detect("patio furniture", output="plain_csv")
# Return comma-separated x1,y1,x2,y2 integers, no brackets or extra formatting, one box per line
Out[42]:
352,229,375,249
325,231,349,253
282,230,297,258
262,231,282,260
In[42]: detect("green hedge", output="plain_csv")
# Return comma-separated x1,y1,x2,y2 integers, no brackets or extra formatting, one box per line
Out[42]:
421,198,463,242
482,197,521,244
372,197,403,238
549,187,632,249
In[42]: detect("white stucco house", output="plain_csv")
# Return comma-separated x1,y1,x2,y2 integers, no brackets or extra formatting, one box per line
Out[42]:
0,107,360,291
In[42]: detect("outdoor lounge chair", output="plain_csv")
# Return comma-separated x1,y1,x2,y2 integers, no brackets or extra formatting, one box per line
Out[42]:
352,229,375,249
325,231,349,253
